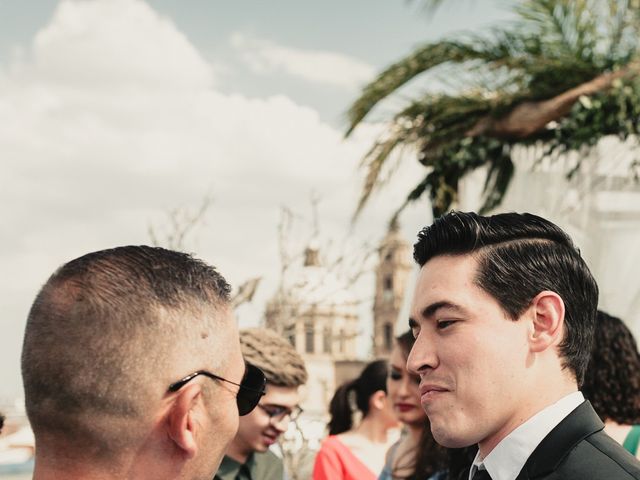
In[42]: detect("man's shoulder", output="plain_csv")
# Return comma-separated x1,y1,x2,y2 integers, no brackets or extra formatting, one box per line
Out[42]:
554,430,640,479
214,451,284,480
519,401,640,479
254,449,283,463
214,455,243,480
252,449,284,478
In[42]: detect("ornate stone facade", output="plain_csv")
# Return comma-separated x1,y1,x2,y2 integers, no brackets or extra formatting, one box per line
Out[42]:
265,243,360,416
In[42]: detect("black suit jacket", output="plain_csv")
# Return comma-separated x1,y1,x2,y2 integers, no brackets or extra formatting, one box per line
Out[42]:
515,401,640,479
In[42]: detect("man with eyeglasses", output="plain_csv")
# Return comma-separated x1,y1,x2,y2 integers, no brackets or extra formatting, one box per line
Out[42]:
21,246,266,480
215,327,308,480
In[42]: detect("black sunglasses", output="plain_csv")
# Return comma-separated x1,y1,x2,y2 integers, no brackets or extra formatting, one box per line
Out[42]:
168,363,266,416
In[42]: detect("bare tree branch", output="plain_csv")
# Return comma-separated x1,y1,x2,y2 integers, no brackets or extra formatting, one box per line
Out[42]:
148,194,213,251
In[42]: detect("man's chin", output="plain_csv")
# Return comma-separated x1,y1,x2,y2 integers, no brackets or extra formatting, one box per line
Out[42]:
431,426,476,449
253,443,269,452
257,433,279,450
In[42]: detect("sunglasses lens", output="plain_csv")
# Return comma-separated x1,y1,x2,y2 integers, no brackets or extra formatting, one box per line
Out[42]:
237,364,266,416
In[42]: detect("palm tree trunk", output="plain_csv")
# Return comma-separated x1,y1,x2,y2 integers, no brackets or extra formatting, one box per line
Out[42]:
467,62,640,139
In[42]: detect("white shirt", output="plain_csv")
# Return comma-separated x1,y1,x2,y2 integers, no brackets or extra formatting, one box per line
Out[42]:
468,391,585,480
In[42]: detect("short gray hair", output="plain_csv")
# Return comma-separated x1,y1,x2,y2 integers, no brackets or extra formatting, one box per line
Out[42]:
22,245,232,457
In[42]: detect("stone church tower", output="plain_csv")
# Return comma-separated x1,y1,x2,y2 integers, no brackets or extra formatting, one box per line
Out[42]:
372,221,412,357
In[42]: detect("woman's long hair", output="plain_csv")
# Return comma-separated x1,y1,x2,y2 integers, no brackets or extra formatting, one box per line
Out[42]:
327,359,389,435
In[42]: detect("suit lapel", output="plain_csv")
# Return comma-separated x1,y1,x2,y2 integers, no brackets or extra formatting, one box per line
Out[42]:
515,401,604,479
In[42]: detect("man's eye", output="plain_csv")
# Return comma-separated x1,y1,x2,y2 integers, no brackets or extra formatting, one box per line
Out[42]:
389,371,402,381
437,320,456,330
262,405,286,416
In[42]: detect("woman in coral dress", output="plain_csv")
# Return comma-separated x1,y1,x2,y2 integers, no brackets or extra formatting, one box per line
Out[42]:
312,359,399,480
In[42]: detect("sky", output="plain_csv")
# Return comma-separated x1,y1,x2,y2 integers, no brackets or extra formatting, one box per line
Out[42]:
0,0,515,402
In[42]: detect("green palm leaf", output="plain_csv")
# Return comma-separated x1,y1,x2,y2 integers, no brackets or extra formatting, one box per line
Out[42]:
347,0,640,219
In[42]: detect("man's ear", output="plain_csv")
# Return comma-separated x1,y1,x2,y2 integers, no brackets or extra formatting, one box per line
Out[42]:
528,291,565,353
166,383,205,459
370,389,387,411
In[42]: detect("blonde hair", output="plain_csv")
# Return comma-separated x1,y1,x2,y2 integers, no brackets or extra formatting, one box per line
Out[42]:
240,328,307,387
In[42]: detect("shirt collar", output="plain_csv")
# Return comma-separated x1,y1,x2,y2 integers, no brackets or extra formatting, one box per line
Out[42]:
217,453,256,480
468,391,584,480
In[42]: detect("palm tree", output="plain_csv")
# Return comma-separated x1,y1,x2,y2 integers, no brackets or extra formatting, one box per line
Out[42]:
346,0,640,219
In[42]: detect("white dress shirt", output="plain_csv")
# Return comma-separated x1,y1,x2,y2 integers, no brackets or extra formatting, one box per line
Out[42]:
468,391,585,480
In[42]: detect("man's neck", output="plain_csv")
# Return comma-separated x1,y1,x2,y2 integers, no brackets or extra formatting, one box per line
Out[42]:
478,385,579,458
34,459,112,480
478,364,579,459
471,391,584,480
33,443,182,480
224,439,253,464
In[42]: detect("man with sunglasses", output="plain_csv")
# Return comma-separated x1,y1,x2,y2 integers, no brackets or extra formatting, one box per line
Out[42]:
216,327,308,480
22,245,266,480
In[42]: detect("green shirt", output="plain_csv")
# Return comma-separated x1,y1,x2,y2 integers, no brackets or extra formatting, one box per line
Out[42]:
214,450,284,480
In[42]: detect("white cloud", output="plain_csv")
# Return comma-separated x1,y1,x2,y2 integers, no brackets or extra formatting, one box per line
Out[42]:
0,0,426,400
230,32,376,89
10,0,215,90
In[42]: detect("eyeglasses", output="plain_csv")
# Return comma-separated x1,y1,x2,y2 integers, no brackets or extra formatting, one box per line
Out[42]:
168,363,266,416
257,404,303,423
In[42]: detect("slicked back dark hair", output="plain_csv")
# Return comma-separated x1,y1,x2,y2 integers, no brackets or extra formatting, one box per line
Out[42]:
22,245,231,455
413,211,598,385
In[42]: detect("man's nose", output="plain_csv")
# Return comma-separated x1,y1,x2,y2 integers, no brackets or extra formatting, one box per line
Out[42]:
406,332,437,375
271,415,291,433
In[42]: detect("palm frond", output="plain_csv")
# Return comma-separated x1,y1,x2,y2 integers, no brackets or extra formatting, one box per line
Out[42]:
424,137,511,217
515,0,596,51
354,135,407,218
479,148,515,213
605,0,640,64
389,171,435,224
348,0,640,220
352,93,496,219
346,39,508,135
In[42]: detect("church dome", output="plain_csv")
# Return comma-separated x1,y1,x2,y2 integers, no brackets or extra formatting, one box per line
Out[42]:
267,241,358,317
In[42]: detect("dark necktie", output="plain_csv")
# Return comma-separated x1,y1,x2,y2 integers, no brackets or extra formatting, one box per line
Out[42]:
238,463,252,480
472,468,492,480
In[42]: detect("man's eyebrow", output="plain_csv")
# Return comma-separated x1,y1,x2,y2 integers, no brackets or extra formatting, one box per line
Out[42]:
421,301,465,319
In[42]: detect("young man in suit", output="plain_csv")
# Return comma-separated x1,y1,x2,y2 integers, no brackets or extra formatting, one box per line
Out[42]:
407,211,640,480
